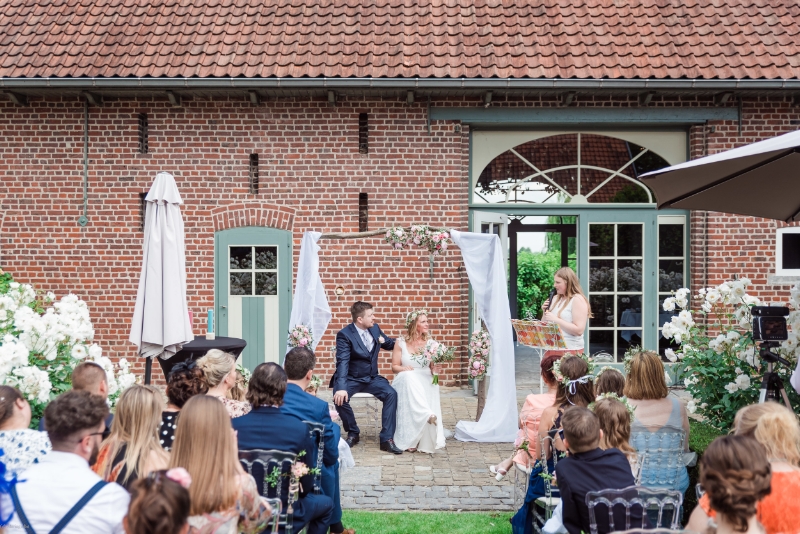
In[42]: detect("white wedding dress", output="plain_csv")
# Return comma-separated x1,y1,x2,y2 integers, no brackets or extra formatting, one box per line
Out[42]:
392,337,446,453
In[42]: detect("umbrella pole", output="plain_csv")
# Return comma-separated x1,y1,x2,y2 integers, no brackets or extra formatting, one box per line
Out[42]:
144,357,152,385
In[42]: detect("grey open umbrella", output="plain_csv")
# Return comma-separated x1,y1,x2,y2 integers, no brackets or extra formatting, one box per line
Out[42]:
641,130,800,222
129,172,194,383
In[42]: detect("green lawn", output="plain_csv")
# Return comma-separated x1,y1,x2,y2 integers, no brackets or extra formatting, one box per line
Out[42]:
341,511,513,533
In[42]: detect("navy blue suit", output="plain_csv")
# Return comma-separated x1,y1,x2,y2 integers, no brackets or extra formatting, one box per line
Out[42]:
329,323,397,442
555,447,641,534
280,383,342,526
232,406,333,534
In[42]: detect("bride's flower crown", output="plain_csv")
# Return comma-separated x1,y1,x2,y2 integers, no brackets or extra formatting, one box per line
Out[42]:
406,309,429,328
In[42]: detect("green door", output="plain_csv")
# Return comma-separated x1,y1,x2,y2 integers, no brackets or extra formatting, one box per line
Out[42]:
215,227,292,370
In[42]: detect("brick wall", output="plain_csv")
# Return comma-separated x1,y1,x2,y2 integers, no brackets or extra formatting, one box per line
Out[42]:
0,95,797,386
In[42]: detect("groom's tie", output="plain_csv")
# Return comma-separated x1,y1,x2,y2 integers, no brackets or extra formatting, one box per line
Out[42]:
361,330,373,352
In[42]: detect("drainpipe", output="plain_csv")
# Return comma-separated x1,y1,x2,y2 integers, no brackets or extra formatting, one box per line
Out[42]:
78,100,89,226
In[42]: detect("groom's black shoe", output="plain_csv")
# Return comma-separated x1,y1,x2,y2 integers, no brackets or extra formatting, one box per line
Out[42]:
379,439,403,454
345,434,360,448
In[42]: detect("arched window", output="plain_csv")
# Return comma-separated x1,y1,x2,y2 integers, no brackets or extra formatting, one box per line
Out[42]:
475,133,670,204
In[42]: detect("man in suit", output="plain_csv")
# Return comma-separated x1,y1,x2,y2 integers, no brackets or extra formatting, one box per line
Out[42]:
232,363,334,534
281,347,354,534
330,301,401,454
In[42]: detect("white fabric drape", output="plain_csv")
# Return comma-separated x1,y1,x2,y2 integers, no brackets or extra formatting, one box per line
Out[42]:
287,231,331,353
129,172,193,360
452,230,519,442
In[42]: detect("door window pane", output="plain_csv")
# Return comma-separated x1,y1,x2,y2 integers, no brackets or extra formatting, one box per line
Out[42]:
589,330,614,357
617,260,643,292
617,224,643,256
590,224,614,256
230,272,252,295
230,247,252,270
659,260,684,292
255,273,277,296
589,260,614,292
659,224,684,257
589,295,614,328
255,247,277,270
618,295,642,326
618,330,642,357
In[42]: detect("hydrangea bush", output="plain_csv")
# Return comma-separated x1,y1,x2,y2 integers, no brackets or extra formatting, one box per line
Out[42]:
0,272,136,427
660,278,800,431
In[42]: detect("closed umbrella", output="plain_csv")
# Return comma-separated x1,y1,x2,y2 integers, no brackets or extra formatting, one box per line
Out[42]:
640,130,800,222
129,172,193,383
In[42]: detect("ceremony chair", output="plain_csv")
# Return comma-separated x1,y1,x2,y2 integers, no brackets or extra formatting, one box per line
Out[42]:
630,426,686,490
611,530,697,534
512,461,531,510
585,485,683,534
533,434,561,534
239,449,298,534
302,420,325,494
350,392,380,438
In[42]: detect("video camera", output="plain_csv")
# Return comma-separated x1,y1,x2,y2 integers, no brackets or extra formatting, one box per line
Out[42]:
752,306,789,342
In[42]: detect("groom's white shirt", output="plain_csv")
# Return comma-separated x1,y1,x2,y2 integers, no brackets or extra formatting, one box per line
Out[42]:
354,324,374,352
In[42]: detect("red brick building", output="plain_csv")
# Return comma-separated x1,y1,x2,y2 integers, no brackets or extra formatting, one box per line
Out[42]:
1,0,798,383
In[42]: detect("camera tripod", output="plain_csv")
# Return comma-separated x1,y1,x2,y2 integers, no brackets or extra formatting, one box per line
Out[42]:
757,342,792,409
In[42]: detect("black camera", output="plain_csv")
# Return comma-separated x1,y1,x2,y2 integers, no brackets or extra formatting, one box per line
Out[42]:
752,306,789,342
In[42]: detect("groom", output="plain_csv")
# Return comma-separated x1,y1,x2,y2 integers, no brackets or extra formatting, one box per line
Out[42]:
331,301,402,454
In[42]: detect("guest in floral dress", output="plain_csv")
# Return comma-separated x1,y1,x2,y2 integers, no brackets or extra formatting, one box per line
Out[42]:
0,386,50,476
93,385,170,490
169,395,271,534
197,349,250,418
160,361,208,451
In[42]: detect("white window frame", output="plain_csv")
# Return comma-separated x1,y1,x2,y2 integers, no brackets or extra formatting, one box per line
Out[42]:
776,227,800,276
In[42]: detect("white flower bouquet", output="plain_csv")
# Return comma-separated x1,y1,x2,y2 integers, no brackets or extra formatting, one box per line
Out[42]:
411,338,456,385
661,277,800,429
468,328,490,381
0,273,136,426
287,324,313,348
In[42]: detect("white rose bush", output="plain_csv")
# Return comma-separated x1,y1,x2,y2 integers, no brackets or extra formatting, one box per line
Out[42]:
660,277,800,430
0,271,136,426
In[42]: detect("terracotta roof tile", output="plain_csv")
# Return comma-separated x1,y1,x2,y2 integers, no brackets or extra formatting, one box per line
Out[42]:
0,0,799,79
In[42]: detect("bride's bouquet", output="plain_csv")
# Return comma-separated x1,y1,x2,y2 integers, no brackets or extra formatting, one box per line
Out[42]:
411,339,456,385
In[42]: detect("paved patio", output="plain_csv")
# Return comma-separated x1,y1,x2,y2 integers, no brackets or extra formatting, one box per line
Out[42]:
321,344,543,512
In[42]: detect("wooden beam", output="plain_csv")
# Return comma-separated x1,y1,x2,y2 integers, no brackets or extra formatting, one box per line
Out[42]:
5,91,27,106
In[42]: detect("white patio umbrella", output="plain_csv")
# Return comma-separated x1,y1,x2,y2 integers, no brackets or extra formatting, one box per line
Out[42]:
640,130,800,222
129,172,194,382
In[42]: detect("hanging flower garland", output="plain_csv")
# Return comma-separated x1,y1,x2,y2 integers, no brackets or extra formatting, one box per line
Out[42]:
468,328,490,381
384,225,452,256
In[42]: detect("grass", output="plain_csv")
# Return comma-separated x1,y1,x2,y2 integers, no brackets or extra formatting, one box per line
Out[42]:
341,511,513,534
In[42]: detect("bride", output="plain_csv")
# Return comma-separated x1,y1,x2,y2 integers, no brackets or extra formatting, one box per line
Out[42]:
391,309,446,453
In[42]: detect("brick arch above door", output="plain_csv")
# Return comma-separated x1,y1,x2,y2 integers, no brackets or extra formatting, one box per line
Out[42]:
210,203,295,233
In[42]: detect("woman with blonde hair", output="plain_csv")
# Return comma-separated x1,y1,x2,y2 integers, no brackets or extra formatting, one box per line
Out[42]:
196,349,250,418
93,385,170,490
541,267,591,352
391,309,445,453
169,395,270,533
687,402,800,534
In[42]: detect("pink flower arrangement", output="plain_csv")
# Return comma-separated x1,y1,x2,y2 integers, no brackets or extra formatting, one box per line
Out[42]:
468,328,490,381
383,225,452,256
287,324,313,348
292,462,310,479
384,227,409,250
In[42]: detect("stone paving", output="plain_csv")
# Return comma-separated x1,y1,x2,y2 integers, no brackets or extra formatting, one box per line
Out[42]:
320,345,544,511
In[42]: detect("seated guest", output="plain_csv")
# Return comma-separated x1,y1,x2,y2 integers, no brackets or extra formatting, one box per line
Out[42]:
233,363,334,534
687,402,800,534
594,367,625,397
169,395,271,534
0,385,51,475
625,350,690,493
593,396,640,478
281,347,352,534
161,361,208,451
39,361,114,434
93,385,170,490
229,367,248,402
697,435,771,534
8,390,130,533
555,406,639,534
124,468,191,534
491,352,561,479
197,349,250,418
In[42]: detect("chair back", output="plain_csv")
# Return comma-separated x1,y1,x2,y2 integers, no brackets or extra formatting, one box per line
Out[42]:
538,434,562,501
610,530,695,534
302,420,325,494
585,484,683,534
591,351,615,363
629,426,685,489
239,449,298,534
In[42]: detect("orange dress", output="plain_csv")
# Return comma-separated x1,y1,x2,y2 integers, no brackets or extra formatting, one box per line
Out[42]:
513,392,556,468
699,470,800,534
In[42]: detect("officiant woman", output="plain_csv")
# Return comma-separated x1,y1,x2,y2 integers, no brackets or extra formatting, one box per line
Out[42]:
541,267,591,354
